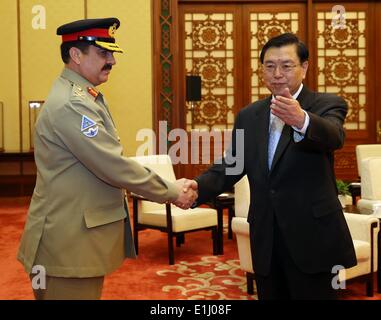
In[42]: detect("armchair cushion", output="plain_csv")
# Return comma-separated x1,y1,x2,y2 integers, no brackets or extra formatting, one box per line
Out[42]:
360,157,381,200
351,240,370,262
138,207,217,232
339,239,374,282
356,145,381,178
344,212,379,272
339,213,379,284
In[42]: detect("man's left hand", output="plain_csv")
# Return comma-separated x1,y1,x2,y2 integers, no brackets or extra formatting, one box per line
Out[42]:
270,87,305,129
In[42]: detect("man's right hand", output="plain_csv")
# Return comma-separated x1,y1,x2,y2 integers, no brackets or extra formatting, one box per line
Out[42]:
172,178,198,209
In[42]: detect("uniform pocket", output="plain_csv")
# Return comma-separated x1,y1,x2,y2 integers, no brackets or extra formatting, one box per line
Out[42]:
312,198,342,218
84,202,127,228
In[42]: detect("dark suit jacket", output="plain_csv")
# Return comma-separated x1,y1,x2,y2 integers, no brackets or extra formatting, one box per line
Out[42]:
195,86,357,276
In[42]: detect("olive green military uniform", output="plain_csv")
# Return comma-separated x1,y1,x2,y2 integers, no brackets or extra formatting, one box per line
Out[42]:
17,68,179,298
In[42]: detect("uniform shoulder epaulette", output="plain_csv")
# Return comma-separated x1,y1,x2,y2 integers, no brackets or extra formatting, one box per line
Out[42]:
71,84,86,99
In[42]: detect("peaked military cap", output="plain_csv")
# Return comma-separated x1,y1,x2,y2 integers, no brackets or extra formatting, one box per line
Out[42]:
57,17,123,53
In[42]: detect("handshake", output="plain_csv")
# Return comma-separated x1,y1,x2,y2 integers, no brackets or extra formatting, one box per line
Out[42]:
172,178,199,210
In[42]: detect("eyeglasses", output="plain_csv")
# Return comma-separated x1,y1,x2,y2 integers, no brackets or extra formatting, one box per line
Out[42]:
262,63,301,74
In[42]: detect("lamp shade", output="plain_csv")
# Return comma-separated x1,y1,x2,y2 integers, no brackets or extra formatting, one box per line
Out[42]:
186,75,201,102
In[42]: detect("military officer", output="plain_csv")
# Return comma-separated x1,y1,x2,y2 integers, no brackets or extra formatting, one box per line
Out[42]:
17,17,196,300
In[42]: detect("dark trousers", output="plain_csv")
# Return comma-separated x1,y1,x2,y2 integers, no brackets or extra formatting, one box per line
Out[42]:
254,220,338,300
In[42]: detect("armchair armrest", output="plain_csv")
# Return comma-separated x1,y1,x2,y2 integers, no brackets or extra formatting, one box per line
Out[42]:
344,212,379,243
231,217,250,236
231,217,253,274
131,192,173,234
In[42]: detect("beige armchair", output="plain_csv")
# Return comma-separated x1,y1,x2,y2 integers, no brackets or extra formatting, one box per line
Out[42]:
351,145,381,204
232,175,380,297
129,154,218,265
356,144,381,179
231,176,255,294
340,212,379,296
357,156,381,215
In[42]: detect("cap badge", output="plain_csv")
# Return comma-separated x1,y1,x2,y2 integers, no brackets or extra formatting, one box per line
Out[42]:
108,23,117,38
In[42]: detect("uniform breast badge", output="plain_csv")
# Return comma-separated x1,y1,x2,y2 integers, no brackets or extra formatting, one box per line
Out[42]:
81,115,99,138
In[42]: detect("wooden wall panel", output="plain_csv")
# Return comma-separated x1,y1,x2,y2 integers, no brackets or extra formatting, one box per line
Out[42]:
0,0,19,152
19,0,84,151
153,0,381,181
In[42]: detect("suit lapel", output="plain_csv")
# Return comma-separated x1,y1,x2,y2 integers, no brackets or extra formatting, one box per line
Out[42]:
296,85,313,112
250,98,271,174
270,124,291,172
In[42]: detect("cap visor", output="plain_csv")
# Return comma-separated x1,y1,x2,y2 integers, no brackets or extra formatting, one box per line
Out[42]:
95,41,123,53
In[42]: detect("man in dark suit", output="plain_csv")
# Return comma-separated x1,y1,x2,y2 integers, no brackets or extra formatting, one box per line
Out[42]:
181,33,357,299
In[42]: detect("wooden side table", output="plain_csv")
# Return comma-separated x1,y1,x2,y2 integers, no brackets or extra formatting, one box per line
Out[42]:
211,192,235,255
0,152,36,196
348,182,361,205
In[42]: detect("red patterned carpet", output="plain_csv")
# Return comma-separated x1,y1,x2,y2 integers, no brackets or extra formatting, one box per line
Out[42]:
0,197,379,300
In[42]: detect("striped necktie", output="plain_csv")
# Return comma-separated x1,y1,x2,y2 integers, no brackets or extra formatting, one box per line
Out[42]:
268,115,284,169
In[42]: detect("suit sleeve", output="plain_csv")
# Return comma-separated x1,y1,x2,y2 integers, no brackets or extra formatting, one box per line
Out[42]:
49,99,179,204
195,112,246,205
298,94,348,152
